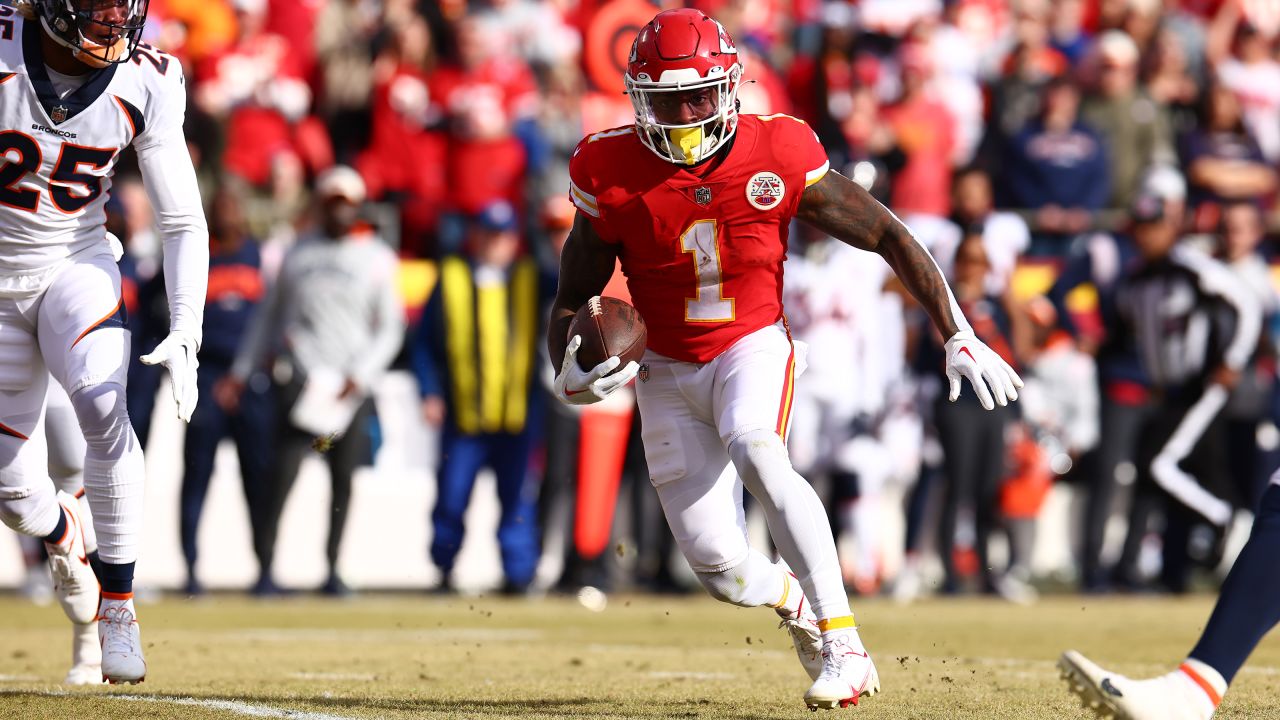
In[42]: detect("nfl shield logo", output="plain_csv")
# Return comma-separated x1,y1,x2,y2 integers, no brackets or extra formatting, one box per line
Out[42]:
694,186,712,206
638,364,649,383
51,105,68,123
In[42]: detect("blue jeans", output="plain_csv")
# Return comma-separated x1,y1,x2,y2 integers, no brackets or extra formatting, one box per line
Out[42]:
431,427,540,586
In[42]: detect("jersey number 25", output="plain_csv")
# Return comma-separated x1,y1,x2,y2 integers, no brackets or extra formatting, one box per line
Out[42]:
0,132,114,213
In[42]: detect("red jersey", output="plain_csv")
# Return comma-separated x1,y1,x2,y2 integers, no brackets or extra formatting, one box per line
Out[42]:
569,114,830,363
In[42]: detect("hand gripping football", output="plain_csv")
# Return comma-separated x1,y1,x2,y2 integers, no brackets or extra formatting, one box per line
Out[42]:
567,296,647,372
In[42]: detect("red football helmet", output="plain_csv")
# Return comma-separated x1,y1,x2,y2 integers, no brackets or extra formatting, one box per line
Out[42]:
625,9,743,166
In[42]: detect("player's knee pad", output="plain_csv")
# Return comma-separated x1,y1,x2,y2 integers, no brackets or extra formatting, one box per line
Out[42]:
728,429,798,505
69,382,132,459
694,551,782,608
0,483,58,537
678,523,749,576
696,565,754,606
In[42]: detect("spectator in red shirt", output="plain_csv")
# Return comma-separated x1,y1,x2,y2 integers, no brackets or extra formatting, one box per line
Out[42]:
883,42,957,220
196,0,332,188
356,15,447,257
265,0,321,81
431,13,541,253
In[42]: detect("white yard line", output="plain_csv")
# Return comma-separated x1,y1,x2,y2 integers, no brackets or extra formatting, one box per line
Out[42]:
107,695,360,719
17,690,361,720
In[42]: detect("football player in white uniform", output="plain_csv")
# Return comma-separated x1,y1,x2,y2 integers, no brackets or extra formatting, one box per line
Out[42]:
0,0,208,683
11,381,103,684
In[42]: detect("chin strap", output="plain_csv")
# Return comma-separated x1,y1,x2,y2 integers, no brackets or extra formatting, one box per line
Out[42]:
73,36,127,68
39,15,128,68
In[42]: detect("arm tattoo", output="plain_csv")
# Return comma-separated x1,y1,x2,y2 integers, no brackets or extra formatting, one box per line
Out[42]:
797,171,963,338
547,212,620,368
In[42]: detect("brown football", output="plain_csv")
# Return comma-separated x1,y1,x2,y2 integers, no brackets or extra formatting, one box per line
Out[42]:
568,296,647,372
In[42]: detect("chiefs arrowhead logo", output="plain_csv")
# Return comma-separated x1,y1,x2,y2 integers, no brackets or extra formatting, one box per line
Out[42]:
746,171,785,211
714,20,737,54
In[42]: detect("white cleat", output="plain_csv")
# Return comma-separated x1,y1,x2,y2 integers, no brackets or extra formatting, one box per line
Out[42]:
45,491,99,624
1058,650,1219,720
778,597,823,681
64,621,103,685
98,602,146,684
804,635,880,711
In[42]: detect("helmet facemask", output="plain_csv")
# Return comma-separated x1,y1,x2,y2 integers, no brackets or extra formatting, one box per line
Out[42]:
32,0,149,68
626,63,742,166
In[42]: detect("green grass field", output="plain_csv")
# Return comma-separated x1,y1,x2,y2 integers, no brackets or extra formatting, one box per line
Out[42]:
2,593,1279,719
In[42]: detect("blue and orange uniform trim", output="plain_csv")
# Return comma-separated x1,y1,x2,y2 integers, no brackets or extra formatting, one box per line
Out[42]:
71,296,128,348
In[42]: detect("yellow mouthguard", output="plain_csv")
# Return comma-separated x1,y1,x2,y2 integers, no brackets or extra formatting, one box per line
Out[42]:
669,127,704,165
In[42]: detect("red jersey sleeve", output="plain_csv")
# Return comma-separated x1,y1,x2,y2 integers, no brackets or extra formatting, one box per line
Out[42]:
568,132,624,243
759,113,831,216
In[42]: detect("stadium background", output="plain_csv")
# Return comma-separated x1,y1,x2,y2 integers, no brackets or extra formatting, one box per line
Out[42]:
0,0,1274,599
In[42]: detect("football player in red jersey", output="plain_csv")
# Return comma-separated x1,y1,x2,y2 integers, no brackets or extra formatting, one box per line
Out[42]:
547,9,1022,711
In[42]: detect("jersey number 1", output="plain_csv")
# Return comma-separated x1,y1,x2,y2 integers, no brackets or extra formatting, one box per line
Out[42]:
680,220,734,322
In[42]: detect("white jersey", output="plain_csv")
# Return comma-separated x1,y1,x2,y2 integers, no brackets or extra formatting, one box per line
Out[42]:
0,9,181,280
784,239,900,419
0,9,207,337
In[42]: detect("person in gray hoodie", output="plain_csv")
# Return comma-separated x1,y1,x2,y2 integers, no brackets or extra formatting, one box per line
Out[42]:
219,166,405,596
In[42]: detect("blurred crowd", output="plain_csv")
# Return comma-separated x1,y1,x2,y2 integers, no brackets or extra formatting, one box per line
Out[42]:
13,0,1280,603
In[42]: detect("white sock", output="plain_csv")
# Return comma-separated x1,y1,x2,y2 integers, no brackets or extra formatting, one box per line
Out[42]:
1173,659,1226,719
773,570,806,618
820,623,868,654
72,383,144,566
83,452,144,566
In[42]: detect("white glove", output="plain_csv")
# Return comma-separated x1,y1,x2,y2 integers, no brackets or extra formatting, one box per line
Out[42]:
554,335,640,406
140,330,201,422
944,330,1023,411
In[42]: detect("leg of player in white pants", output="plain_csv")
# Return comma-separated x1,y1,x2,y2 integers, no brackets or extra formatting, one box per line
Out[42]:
0,294,102,673
637,323,878,709
42,251,147,684
8,380,101,684
45,381,102,685
641,351,825,681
